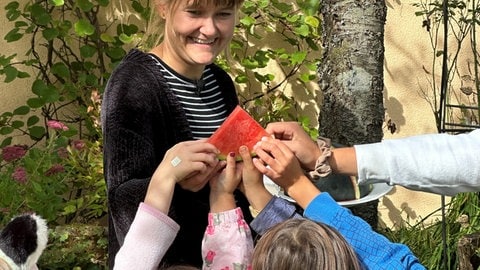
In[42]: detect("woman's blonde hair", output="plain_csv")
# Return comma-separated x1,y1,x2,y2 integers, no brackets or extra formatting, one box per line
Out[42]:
141,0,244,50
252,218,364,270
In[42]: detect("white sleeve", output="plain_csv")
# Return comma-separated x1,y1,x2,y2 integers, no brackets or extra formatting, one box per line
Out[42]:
355,129,480,196
114,203,180,270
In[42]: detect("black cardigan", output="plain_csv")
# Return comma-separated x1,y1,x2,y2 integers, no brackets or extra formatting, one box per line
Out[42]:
102,49,251,268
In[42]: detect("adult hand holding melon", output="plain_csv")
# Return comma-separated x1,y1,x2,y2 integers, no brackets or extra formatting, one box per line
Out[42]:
207,106,270,161
207,107,372,202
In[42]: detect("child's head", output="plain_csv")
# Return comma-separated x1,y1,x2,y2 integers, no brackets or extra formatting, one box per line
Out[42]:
252,218,363,270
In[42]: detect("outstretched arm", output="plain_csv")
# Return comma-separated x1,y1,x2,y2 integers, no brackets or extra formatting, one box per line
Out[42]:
202,152,254,270
266,122,480,196
114,141,220,270
253,137,426,269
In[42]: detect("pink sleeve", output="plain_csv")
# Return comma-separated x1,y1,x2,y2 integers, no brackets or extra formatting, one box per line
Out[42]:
201,207,253,270
114,203,180,270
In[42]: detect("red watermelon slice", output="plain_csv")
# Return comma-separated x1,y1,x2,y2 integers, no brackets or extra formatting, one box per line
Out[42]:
207,106,270,160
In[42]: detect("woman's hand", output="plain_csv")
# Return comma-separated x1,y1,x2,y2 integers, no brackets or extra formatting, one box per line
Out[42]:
265,122,321,171
145,140,220,213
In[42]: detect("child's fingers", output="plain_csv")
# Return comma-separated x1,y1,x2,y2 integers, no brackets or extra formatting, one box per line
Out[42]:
239,146,254,167
225,152,237,177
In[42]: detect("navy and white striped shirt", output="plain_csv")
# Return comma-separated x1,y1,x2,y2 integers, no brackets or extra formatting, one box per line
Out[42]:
149,55,228,139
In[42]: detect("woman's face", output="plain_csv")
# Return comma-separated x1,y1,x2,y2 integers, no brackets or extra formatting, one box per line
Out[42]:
160,0,237,76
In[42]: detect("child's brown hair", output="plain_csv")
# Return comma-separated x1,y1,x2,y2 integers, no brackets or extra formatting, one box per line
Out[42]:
252,218,364,270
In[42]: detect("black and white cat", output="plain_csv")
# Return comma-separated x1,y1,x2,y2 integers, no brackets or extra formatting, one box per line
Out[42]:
0,214,48,270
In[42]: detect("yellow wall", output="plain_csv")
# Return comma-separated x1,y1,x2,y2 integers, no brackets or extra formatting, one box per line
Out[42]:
0,1,456,228
381,0,448,228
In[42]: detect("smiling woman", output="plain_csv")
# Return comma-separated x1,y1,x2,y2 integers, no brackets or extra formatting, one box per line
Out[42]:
101,0,248,268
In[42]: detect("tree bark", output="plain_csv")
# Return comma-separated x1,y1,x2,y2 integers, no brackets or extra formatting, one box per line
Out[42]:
457,232,480,270
318,0,387,228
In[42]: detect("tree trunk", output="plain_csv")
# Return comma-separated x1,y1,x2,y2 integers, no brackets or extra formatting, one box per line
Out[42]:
318,0,386,228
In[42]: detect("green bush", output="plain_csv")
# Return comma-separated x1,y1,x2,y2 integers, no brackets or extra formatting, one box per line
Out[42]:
0,119,106,225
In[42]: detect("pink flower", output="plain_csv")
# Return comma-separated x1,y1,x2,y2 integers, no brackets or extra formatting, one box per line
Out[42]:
47,120,69,131
205,225,215,235
12,167,27,184
204,250,216,265
71,139,85,151
2,145,28,162
45,164,65,176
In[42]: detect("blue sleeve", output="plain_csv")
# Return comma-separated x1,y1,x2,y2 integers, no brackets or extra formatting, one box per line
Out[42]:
304,193,425,269
250,196,302,235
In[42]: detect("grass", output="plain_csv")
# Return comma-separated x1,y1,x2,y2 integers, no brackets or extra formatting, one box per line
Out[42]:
381,192,480,269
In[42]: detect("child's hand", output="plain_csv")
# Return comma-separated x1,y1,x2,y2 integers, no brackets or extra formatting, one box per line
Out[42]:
252,137,320,209
238,145,272,215
238,146,263,191
209,152,241,212
252,137,304,191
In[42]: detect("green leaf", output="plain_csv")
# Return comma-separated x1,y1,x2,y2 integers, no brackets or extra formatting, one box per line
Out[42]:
63,204,77,215
119,33,134,44
234,75,248,84
100,33,115,43
14,21,29,28
13,106,30,115
11,120,24,128
4,28,23,42
28,126,46,140
27,115,40,126
0,126,14,135
305,15,319,28
49,0,64,6
32,79,48,96
0,55,13,66
80,45,97,58
52,62,70,79
290,51,307,65
43,28,59,41
240,16,256,27
74,19,95,37
77,0,94,12
27,97,45,108
1,111,13,118
61,129,78,138
96,0,110,7
105,47,126,60
32,181,44,193
30,4,51,26
17,71,30,78
294,24,310,37
6,9,21,21
299,72,316,83
5,1,20,10
3,65,18,83
119,24,139,36
0,137,12,148
272,1,292,13
241,58,259,69
43,85,60,102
